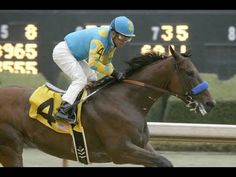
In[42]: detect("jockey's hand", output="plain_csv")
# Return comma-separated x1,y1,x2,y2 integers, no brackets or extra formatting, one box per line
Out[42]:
86,81,97,87
111,70,126,81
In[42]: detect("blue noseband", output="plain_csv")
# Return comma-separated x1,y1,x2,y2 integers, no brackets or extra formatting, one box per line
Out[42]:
191,81,208,95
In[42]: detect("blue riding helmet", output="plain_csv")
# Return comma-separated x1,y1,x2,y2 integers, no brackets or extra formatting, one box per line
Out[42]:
110,16,135,37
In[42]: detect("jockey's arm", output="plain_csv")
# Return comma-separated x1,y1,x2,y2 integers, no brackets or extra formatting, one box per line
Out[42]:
88,39,115,76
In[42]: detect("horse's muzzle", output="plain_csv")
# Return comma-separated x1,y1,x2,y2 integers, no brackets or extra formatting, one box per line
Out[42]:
204,100,216,113
197,100,216,115
186,99,216,116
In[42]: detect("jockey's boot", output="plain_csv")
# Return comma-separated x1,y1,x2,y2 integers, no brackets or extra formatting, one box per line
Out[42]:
55,101,76,124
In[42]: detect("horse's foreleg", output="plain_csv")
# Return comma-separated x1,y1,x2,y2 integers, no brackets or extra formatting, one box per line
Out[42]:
0,124,24,167
110,142,173,167
143,142,171,167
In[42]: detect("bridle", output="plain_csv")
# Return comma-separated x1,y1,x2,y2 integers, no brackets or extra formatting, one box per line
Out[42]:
77,57,208,115
123,79,208,114
122,58,209,115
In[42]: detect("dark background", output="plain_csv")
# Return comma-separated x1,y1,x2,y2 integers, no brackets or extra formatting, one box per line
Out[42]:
1,10,236,84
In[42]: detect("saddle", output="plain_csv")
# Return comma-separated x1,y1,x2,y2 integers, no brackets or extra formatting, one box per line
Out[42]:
29,77,113,132
29,82,88,131
28,82,89,164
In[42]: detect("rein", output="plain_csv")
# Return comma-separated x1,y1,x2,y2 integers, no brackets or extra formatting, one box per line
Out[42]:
123,79,186,100
122,79,208,115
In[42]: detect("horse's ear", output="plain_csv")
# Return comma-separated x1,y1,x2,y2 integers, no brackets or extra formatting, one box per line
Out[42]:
182,46,192,57
169,45,183,61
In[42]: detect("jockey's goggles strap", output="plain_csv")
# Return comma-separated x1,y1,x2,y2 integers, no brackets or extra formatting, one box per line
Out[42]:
191,81,208,95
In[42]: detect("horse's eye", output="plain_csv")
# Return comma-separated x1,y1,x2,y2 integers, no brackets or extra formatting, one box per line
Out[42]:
186,70,194,77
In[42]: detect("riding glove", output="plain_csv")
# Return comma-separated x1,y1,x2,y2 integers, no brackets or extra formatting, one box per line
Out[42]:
111,70,126,81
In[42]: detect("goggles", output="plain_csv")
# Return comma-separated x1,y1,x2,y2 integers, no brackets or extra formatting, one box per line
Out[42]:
117,33,132,42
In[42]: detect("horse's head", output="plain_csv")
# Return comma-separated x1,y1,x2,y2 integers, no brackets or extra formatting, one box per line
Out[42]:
167,46,216,115
125,46,215,116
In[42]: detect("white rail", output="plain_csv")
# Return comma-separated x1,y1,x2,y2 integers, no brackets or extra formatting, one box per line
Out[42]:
148,122,236,139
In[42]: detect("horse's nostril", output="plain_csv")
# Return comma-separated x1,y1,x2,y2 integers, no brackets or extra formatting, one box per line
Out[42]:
206,101,216,108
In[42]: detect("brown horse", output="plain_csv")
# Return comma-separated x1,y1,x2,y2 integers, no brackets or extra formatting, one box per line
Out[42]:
0,46,215,167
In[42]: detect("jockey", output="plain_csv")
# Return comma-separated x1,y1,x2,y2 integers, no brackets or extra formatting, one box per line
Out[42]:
52,16,135,123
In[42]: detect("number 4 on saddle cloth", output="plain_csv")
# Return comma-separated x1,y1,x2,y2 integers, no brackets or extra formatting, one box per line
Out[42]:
29,82,89,164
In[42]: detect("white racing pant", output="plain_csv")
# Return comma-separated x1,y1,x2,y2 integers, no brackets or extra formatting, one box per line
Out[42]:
52,41,97,105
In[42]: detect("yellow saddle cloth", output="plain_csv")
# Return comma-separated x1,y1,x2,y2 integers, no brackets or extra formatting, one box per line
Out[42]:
29,84,87,134
28,84,90,164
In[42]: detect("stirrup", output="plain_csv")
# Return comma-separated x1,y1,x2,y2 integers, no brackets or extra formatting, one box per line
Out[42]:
55,112,76,124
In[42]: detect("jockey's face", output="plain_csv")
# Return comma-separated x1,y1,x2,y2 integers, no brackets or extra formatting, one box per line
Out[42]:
112,31,132,48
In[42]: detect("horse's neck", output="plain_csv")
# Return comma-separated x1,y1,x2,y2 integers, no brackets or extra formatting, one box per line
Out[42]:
116,80,166,117
120,58,173,116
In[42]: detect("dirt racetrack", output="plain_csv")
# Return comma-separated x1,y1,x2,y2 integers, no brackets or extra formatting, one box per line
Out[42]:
14,148,236,167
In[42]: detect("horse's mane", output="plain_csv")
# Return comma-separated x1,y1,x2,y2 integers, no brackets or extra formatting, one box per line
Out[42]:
89,52,168,89
89,49,191,89
125,52,168,76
